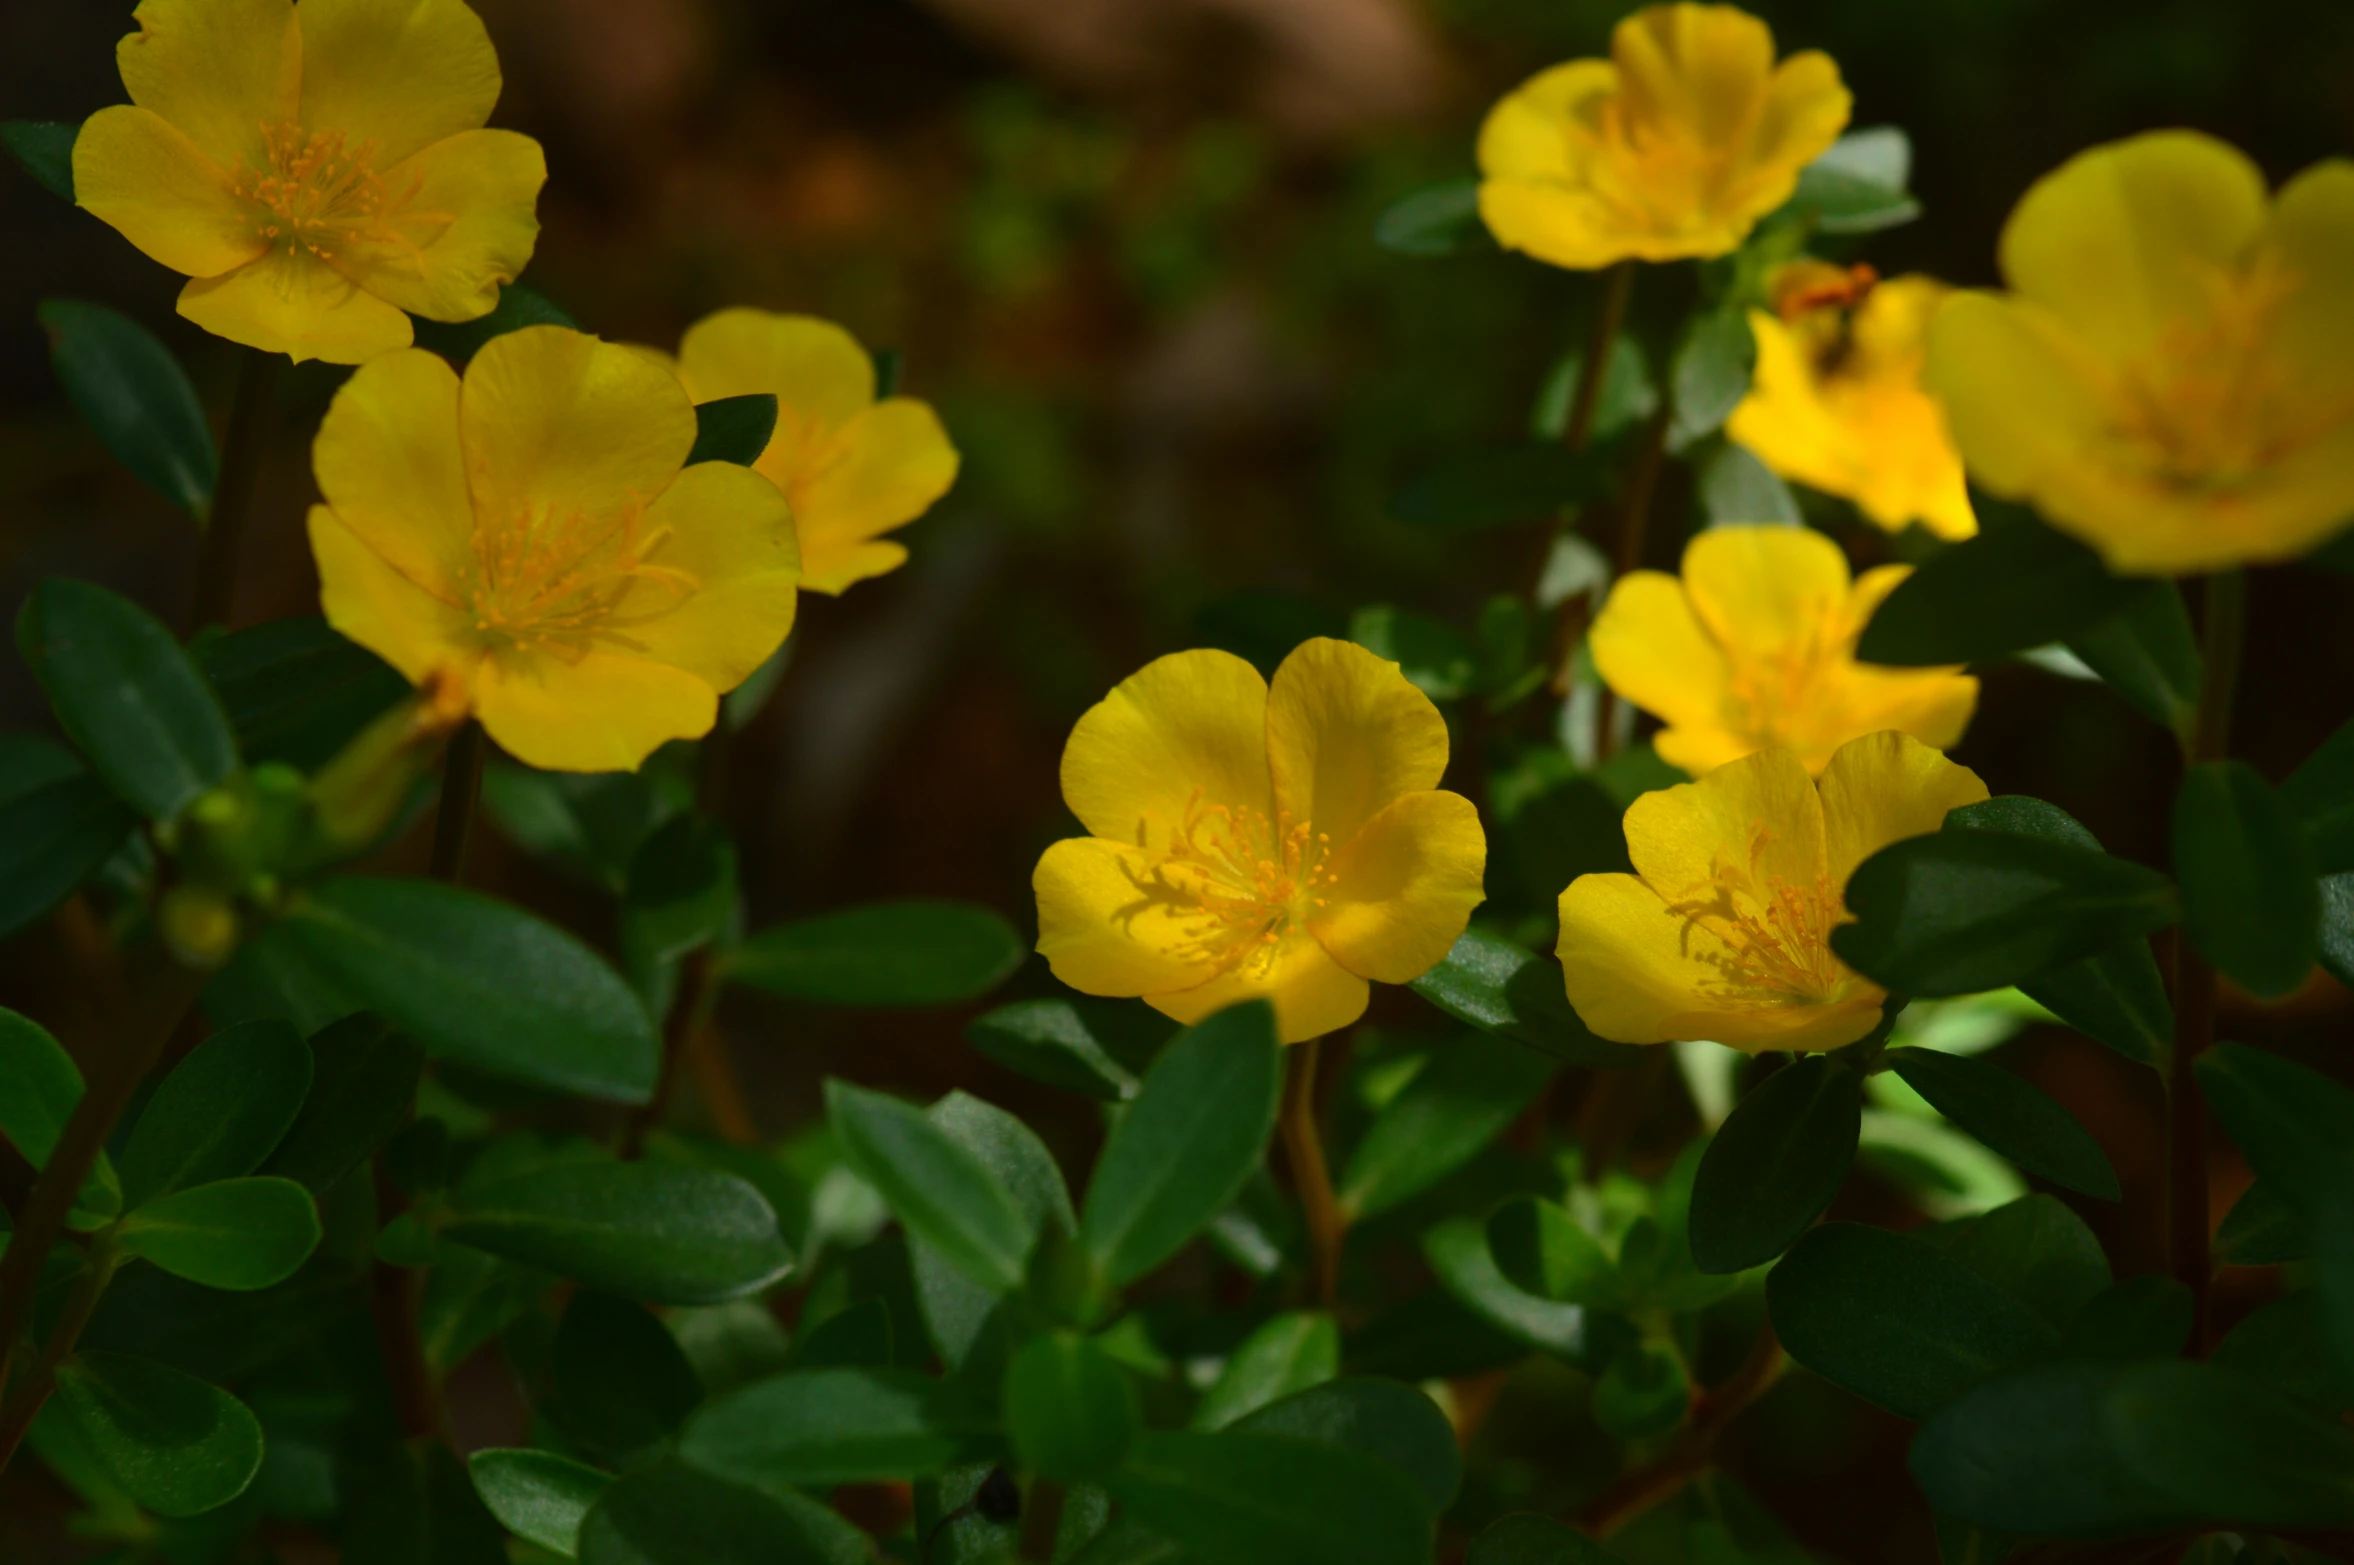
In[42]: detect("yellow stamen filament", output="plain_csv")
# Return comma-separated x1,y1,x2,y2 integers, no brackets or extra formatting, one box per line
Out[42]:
232,122,449,268
1125,789,1338,977
464,498,699,663
1665,823,1846,1006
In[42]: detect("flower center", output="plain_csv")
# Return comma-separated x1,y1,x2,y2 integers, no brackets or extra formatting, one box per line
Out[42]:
1720,618,1847,752
1663,824,1849,1006
1141,789,1336,976
465,499,698,661
231,122,438,264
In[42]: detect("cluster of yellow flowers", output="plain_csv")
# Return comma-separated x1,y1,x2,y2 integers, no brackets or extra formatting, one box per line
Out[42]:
76,0,960,773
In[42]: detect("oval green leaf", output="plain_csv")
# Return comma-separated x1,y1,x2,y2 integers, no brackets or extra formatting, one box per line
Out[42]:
118,1176,321,1290
827,1081,1033,1296
965,996,1167,1102
191,616,407,771
578,1460,866,1565
678,1367,1001,1488
1105,1429,1434,1565
2064,581,2201,738
0,764,138,941
729,900,1024,1008
445,1160,792,1305
38,299,217,518
2173,760,2318,999
119,1017,310,1206
1372,177,1489,256
469,1448,609,1559
1339,1032,1557,1220
2194,1042,2354,1218
686,394,779,468
1407,929,1640,1068
1856,507,2145,668
1005,1330,1140,1482
51,1351,263,1518
260,1014,426,1195
1886,1048,2119,1200
1192,1311,1339,1431
550,1292,705,1468
1690,1055,1862,1274
3,119,77,202
0,1005,122,1224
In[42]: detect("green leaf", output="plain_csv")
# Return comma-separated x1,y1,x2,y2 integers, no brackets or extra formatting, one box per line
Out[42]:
1937,1194,2112,1328
0,1006,122,1225
1768,1222,2057,1420
445,1159,792,1305
259,1015,425,1194
117,1176,320,1290
1339,1033,1556,1221
481,760,687,893
1467,1513,1631,1565
2195,1042,2354,1218
686,395,779,467
344,1440,511,1565
2212,1292,2353,1415
1005,1330,1140,1482
907,1091,1075,1372
621,815,736,1002
729,900,1025,1008
827,1081,1033,1296
783,1297,893,1372
1856,508,2145,668
51,1351,263,1518
2217,1178,2306,1265
1081,1001,1284,1287
1389,445,1616,533
1193,1312,1339,1431
1372,177,1491,256
1787,126,1920,233
191,616,408,772
1666,307,1755,451
1943,797,2170,1062
469,1448,609,1559
18,578,238,821
2324,871,2354,992
1910,1358,2354,1536
1232,1378,1462,1519
1886,1049,2119,1200
2,119,76,201
1690,1055,1862,1274
1834,828,2177,998
1422,1214,1596,1361
118,1018,310,1206
1105,1429,1434,1565
2063,582,2200,737
409,281,576,365
1408,929,1641,1068
551,1292,705,1468
1531,336,1657,445
1349,604,1478,701
965,997,1168,1102
1697,441,1802,526
2060,1276,2194,1362
0,756,137,941
263,876,659,1102
2285,714,2354,875
2173,761,2318,998
38,300,217,518
1591,1338,1689,1440
679,1367,1000,1488
579,1461,865,1565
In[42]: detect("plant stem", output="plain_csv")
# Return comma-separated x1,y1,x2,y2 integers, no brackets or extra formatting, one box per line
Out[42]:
1018,1476,1068,1563
1278,1036,1345,1304
0,949,203,1439
1589,403,1675,760
189,347,282,633
0,1233,119,1473
1573,1324,1786,1538
1562,263,1636,455
689,1025,760,1145
2167,569,2246,1356
622,947,721,1159
428,720,485,885
368,1155,441,1442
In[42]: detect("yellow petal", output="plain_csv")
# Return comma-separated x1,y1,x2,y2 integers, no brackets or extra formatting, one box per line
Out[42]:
1061,649,1273,852
72,106,265,280
328,128,544,323
473,648,715,773
1818,730,1990,890
2263,161,2354,410
1590,569,1733,732
1726,310,1843,494
1611,3,1774,149
1033,836,1221,999
1311,790,1486,984
177,246,414,364
1478,180,1635,271
1999,131,2270,363
115,0,299,171
677,309,874,420
1266,637,1450,848
1735,50,1849,208
1148,938,1369,1046
795,400,960,594
802,540,908,598
1653,725,1762,778
459,326,696,538
1623,744,1824,904
612,461,800,691
1679,523,1853,661
308,503,472,690
293,0,502,167
312,346,473,598
1477,60,1614,185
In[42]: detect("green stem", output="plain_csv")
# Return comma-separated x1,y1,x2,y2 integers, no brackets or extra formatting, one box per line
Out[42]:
1562,263,1636,455
189,347,283,634
1589,403,1674,760
368,1156,441,1442
1018,1476,1068,1563
2166,570,2246,1357
1279,1036,1345,1304
428,720,486,885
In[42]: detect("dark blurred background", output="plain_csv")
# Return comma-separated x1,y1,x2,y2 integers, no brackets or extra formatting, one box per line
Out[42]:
3,2,2352,1560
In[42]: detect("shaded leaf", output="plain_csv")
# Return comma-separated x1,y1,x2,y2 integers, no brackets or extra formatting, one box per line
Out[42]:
730,900,1025,1008
119,1018,310,1206
1690,1056,1862,1274
38,299,216,518
679,1367,1001,1488
1372,177,1491,256
52,1352,263,1518
2,119,76,202
1886,1048,2119,1200
469,1448,609,1559
260,1015,424,1195
687,395,778,467
1857,508,2144,668
1231,1377,1462,1518
550,1293,704,1468
2172,761,2317,999
1408,929,1640,1068
1105,1429,1433,1565
117,1176,321,1290
446,1159,792,1305
192,617,407,772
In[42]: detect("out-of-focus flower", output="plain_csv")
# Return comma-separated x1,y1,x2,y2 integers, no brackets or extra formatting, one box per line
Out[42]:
73,0,545,364
1729,263,1976,539
1557,731,1986,1052
1591,525,1976,777
1034,639,1486,1043
1476,3,1849,270
1928,130,2354,574
309,326,799,772
674,309,959,596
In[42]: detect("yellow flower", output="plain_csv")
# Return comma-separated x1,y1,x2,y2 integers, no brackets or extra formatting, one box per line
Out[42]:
673,309,959,596
1558,731,1986,1051
1476,3,1850,270
308,325,799,772
73,0,545,365
1590,525,1977,777
1928,131,2354,574
1728,263,1976,540
1034,639,1487,1044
